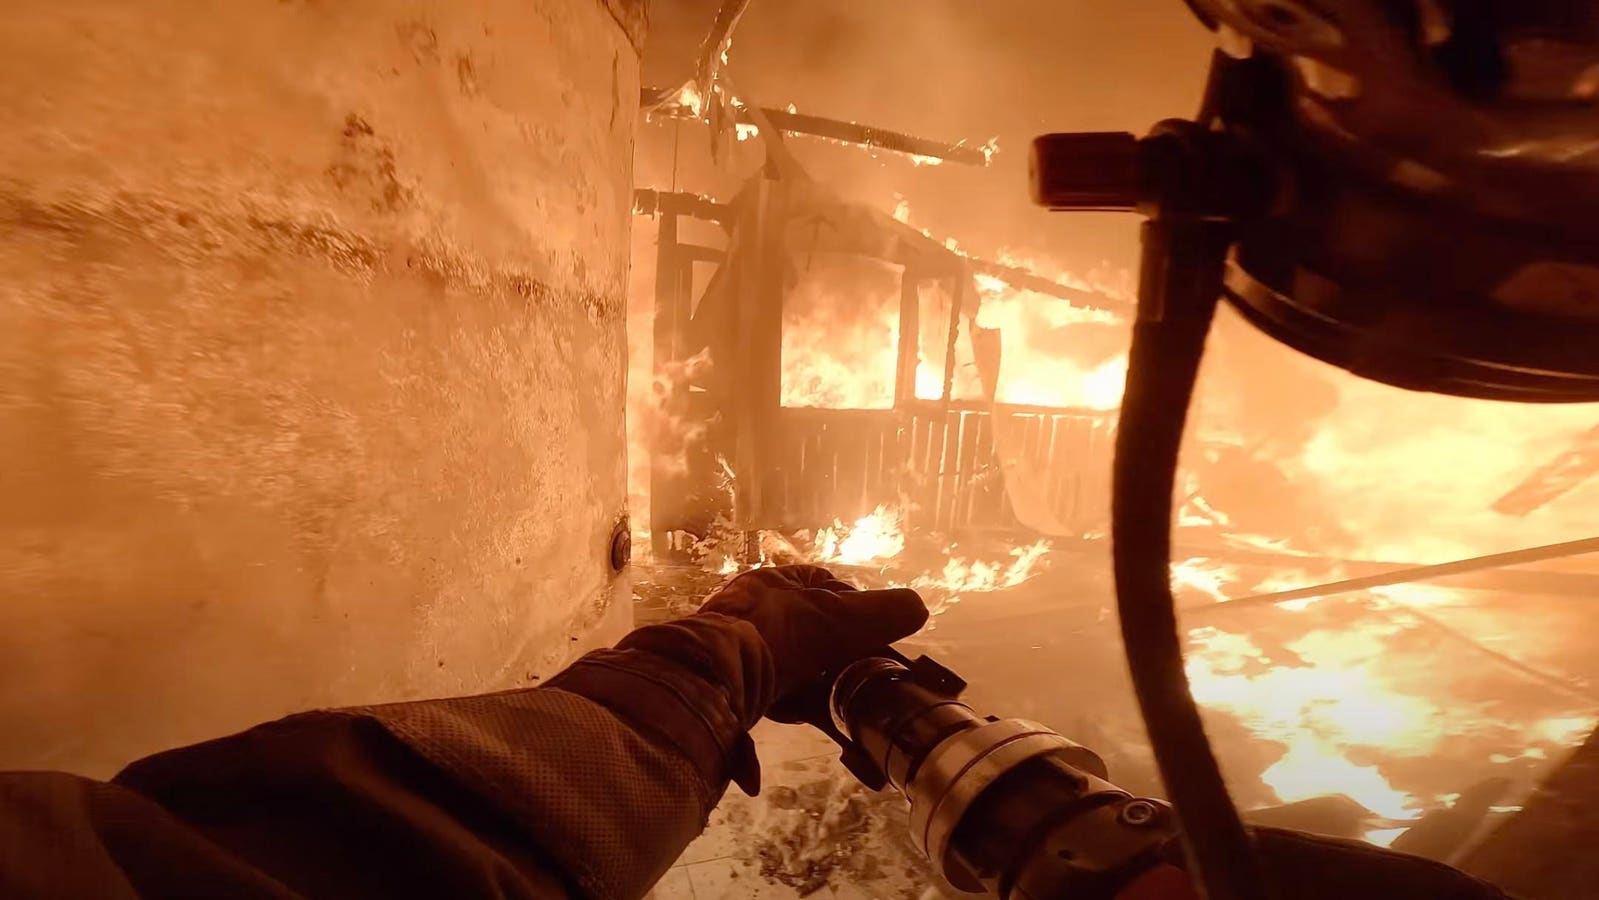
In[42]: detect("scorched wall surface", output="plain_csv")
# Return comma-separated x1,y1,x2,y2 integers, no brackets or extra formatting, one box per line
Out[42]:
0,0,644,776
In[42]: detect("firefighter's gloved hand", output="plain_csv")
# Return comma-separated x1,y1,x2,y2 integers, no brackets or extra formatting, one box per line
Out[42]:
699,564,928,708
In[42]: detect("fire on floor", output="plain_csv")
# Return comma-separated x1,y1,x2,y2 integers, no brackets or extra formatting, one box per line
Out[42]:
630,4,1599,898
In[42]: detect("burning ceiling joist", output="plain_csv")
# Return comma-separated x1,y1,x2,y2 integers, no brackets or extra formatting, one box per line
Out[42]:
658,0,993,168
641,86,995,167
632,186,1127,316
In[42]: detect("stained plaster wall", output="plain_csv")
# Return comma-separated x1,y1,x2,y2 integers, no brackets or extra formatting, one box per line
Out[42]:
0,0,646,776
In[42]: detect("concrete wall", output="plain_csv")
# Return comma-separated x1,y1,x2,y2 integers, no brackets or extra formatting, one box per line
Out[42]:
0,0,644,777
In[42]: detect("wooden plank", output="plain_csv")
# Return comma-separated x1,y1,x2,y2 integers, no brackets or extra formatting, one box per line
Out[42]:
1080,415,1102,528
895,269,921,407
1087,416,1112,529
1051,416,1074,526
836,420,867,520
938,411,964,533
649,212,684,558
864,419,885,511
858,420,876,515
967,411,994,528
806,419,823,524
823,420,840,523
632,187,732,224
1022,413,1043,474
789,414,806,524
902,413,923,525
941,277,963,403
781,413,801,527
807,422,825,525
858,419,876,515
642,91,991,167
976,413,997,526
676,260,696,343
729,181,772,532
1012,413,1038,527
917,413,940,531
889,418,908,503
955,409,983,530
1035,414,1054,509
1001,412,1040,529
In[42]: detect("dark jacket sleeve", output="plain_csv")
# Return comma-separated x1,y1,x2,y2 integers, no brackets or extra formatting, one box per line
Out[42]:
0,613,775,900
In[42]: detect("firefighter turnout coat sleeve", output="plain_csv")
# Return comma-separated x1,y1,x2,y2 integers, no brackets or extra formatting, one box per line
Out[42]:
0,611,777,900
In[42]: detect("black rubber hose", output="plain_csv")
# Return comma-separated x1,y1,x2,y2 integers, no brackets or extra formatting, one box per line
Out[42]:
1113,219,1270,900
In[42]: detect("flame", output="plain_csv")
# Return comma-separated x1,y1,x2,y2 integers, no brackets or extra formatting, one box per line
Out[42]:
908,539,1053,619
1171,557,1240,603
776,216,1130,413
971,272,1128,410
992,248,1134,304
1195,306,1599,563
1157,308,1599,837
1532,715,1596,745
1185,588,1598,832
1264,740,1417,819
816,506,907,567
779,256,956,408
676,82,705,117
779,300,902,409
920,539,1052,594
628,167,1599,844
1186,623,1433,818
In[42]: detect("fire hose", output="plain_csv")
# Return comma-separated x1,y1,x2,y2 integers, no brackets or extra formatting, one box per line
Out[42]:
792,648,1193,900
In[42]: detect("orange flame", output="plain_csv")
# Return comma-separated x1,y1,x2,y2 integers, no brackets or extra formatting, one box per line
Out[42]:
816,506,907,566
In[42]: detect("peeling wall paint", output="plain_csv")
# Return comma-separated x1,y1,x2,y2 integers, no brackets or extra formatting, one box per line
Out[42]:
0,0,638,776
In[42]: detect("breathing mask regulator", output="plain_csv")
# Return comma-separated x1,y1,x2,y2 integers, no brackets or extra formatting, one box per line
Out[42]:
793,4,1599,899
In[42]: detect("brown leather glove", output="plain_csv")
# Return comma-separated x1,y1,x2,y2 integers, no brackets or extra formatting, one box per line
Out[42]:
699,564,929,707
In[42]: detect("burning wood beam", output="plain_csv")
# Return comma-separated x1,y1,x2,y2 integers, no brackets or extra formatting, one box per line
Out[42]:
1203,536,1599,612
640,87,992,166
631,189,1129,317
746,106,993,166
632,187,730,223
967,257,1132,313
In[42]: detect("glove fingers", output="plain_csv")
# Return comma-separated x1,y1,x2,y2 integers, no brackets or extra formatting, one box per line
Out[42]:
784,565,853,590
847,587,930,641
725,564,842,592
806,587,929,661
